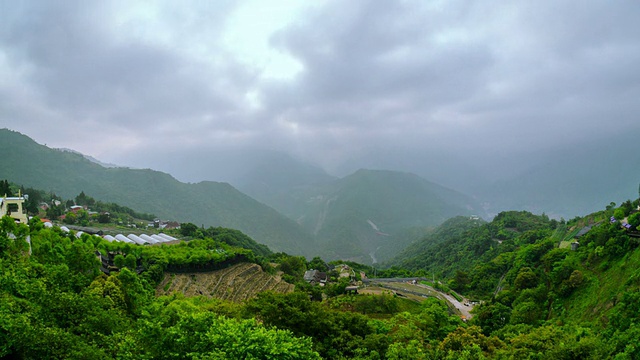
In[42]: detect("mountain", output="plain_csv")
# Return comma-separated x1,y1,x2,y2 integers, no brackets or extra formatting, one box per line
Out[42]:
231,151,337,217
0,129,313,254
383,202,640,351
173,147,485,263
385,211,550,278
56,147,119,168
0,129,485,261
282,169,484,263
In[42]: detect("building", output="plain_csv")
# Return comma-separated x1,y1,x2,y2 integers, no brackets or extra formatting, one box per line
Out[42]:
303,269,328,284
0,194,28,224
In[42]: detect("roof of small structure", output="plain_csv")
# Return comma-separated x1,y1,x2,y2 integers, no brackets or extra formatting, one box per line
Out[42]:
303,269,318,282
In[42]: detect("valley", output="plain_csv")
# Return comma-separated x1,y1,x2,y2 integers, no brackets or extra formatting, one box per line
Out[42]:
2,2,638,357
0,129,482,262
2,128,640,358
3,176,640,358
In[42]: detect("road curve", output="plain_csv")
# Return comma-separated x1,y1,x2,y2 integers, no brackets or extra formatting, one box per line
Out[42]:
365,278,475,319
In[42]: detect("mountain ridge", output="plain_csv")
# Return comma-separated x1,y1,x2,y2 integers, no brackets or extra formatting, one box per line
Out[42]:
0,128,313,254
1,128,486,261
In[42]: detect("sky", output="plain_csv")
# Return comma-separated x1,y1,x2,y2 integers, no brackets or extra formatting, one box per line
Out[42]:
1,0,639,188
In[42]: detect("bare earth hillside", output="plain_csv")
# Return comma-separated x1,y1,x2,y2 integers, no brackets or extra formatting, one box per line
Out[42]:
156,263,294,302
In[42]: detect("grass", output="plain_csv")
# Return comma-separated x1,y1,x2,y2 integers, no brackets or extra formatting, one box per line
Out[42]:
564,227,581,241
550,225,568,241
561,249,640,323
558,241,572,249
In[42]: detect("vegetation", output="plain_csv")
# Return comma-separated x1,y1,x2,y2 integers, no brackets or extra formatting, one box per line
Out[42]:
1,129,485,261
383,201,640,358
156,263,294,301
4,128,640,357
0,129,315,254
288,169,482,262
0,217,319,359
3,193,640,358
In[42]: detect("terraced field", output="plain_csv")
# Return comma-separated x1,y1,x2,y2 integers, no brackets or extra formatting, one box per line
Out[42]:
156,263,294,301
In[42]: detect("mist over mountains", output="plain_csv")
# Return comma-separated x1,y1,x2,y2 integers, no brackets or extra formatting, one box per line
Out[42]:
0,129,477,261
142,130,640,221
2,128,639,262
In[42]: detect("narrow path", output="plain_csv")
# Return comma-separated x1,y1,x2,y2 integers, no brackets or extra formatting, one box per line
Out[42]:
493,272,507,298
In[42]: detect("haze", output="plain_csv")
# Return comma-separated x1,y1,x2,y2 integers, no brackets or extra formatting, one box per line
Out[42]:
2,1,639,211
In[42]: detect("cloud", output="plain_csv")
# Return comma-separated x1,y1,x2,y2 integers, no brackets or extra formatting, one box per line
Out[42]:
0,1,257,151
0,0,639,184
266,1,640,151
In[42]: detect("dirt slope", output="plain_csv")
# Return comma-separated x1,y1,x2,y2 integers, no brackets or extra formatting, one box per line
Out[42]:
156,263,294,302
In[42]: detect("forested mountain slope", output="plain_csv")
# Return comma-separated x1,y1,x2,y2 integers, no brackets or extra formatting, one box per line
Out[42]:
385,200,640,357
276,169,483,263
3,197,640,357
1,129,483,261
0,129,313,254
230,151,338,217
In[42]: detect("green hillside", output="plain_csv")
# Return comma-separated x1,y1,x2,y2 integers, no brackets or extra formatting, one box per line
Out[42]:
385,199,640,357
0,129,313,254
1,129,484,261
294,169,483,263
232,151,338,217
4,198,640,358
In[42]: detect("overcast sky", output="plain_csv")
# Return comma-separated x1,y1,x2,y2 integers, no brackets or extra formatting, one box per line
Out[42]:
2,0,639,185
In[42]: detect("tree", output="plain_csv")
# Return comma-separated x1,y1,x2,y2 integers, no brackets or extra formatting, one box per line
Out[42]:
474,302,511,335
307,256,328,271
514,267,538,290
510,301,543,325
621,200,634,217
97,212,111,224
629,212,640,229
46,204,64,219
134,306,320,359
116,268,150,316
452,270,470,292
0,180,12,197
279,256,307,281
114,254,125,269
439,325,503,357
180,222,199,237
387,340,429,360
77,209,90,226
0,218,29,259
66,240,100,277
22,187,43,215
124,254,137,270
614,208,626,221
567,270,584,288
63,212,77,224
75,191,95,207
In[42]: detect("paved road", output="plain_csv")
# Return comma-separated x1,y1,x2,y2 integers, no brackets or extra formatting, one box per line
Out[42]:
367,279,475,319
417,283,474,319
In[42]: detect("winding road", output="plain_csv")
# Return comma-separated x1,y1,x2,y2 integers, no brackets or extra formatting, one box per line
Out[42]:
365,278,475,319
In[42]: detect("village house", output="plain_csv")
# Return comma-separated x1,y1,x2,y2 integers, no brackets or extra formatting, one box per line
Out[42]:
0,194,28,224
303,269,328,285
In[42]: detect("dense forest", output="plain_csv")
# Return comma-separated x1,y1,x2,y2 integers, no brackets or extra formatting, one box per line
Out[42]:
3,179,640,357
